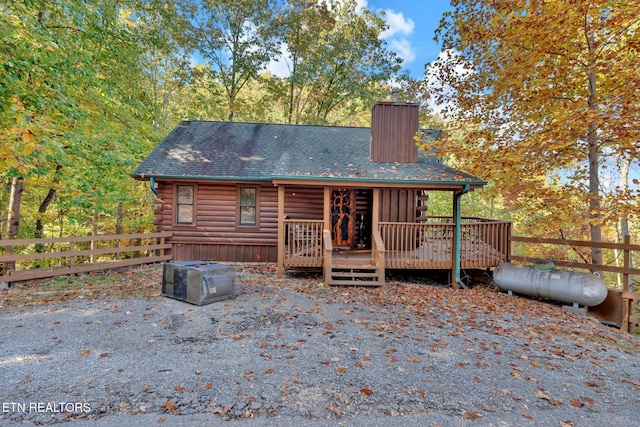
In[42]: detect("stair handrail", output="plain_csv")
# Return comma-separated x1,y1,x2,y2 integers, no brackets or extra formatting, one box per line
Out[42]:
372,230,385,285
323,230,333,284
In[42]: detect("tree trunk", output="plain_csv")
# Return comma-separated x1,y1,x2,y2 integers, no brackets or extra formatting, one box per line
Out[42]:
115,202,124,235
90,209,99,264
585,17,603,267
34,187,57,255
4,177,25,272
617,154,633,289
617,154,631,239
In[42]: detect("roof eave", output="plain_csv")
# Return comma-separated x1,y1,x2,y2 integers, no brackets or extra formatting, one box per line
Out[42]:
131,173,487,189
270,175,487,188
131,173,273,182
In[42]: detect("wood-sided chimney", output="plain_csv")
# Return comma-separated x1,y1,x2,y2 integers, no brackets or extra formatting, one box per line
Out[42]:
370,100,419,163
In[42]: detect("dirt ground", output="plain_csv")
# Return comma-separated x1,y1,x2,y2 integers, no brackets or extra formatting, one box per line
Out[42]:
1,264,639,427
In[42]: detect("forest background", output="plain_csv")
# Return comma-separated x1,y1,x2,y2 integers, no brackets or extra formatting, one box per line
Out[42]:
1,0,639,275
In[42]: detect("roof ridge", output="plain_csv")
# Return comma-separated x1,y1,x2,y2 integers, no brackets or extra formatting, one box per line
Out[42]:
178,119,370,130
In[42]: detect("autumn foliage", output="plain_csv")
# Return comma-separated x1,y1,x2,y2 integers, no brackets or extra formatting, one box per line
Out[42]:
424,0,640,251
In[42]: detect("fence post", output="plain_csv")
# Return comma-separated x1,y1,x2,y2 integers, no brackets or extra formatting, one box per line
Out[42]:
623,235,630,292
507,223,513,263
69,242,75,268
159,235,166,258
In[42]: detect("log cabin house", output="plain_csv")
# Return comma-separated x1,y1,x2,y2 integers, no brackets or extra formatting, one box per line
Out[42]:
132,101,511,287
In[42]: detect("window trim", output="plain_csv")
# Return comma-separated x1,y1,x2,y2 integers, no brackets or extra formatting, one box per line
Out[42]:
174,183,197,227
236,185,260,229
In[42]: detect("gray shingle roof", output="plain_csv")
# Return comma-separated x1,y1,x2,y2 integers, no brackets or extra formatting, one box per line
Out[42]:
132,121,485,186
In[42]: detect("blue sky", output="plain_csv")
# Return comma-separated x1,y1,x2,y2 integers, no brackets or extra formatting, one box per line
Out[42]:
363,0,452,78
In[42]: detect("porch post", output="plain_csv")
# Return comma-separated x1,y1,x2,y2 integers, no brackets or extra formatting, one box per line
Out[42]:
372,188,380,231
323,187,332,282
451,190,459,289
323,187,331,233
277,185,285,278
452,185,470,289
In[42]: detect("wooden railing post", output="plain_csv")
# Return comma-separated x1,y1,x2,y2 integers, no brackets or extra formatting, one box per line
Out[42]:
323,230,333,285
159,235,165,257
69,241,75,268
623,235,631,292
372,230,385,286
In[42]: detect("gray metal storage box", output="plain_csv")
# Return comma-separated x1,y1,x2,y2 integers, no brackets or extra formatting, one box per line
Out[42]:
162,261,235,305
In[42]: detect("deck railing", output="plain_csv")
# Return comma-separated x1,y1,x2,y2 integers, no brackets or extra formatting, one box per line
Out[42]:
379,218,511,269
283,219,324,267
281,218,511,271
460,219,511,268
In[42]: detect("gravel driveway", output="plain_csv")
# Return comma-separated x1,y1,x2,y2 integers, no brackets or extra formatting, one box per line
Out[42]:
1,265,639,426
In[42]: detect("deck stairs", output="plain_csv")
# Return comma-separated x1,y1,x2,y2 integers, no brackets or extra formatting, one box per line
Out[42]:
328,250,382,286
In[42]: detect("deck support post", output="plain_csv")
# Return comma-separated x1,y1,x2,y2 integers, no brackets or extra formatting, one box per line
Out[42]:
453,185,470,289
277,185,285,278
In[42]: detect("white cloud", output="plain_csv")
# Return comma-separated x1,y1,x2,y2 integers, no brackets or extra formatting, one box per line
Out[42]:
380,10,415,38
368,8,416,67
389,38,416,65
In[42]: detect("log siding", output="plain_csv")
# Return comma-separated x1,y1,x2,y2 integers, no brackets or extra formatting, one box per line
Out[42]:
155,180,279,262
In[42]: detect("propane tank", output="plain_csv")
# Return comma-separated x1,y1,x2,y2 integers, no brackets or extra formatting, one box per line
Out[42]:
493,262,607,307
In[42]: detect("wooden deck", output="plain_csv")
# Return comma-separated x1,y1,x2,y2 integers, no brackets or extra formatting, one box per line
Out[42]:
283,218,511,285
330,238,505,271
385,237,506,269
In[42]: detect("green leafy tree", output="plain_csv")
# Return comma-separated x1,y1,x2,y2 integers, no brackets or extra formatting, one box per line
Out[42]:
1,0,165,245
180,0,280,121
275,0,402,125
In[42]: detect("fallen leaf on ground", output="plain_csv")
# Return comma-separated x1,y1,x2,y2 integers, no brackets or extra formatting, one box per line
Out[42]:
570,398,584,408
327,406,342,416
462,410,482,420
360,388,373,396
162,401,176,412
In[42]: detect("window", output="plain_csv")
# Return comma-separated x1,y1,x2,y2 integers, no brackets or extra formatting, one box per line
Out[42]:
176,185,195,225
238,187,257,226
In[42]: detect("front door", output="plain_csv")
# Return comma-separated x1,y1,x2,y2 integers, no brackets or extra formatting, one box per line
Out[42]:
331,188,355,247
